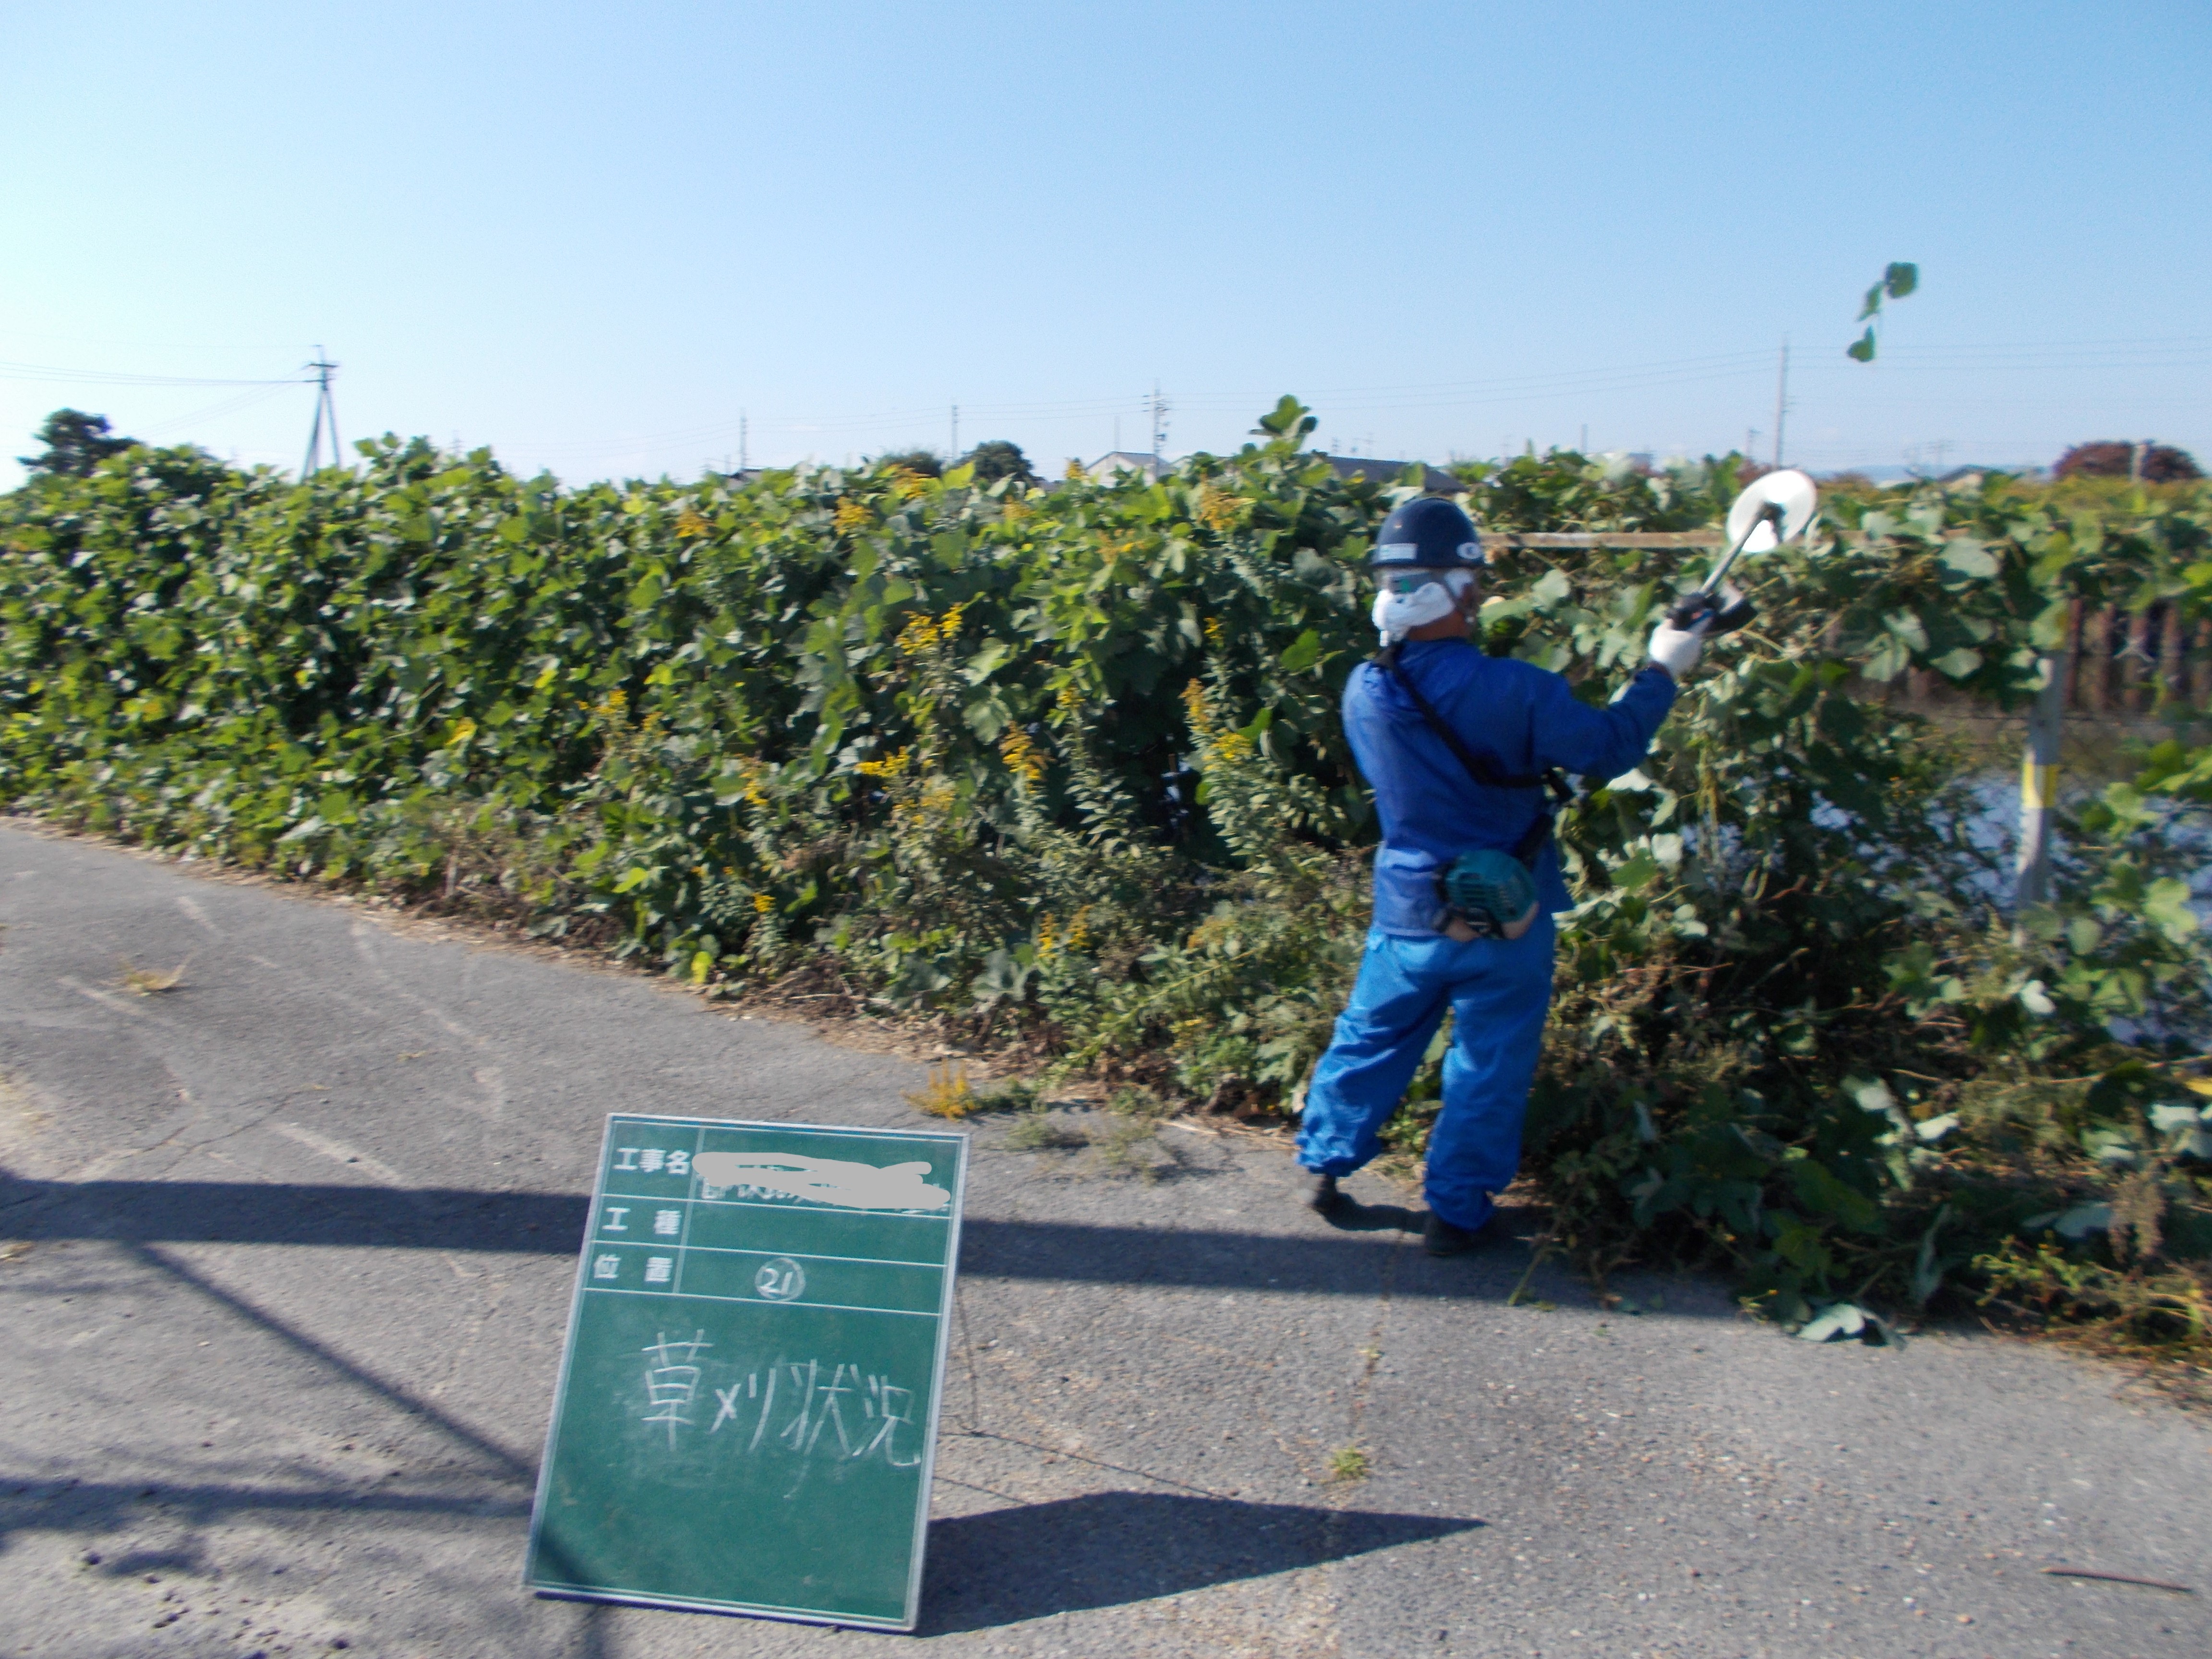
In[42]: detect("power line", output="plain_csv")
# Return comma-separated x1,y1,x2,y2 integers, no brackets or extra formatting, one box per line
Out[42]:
136,381,301,439
0,357,307,389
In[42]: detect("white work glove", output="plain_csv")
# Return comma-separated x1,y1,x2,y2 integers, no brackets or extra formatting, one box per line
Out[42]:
1647,615,1709,678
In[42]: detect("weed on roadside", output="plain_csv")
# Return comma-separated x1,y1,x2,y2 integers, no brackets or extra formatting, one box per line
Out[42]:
1325,1445,1371,1484
906,1062,978,1118
1003,1107,1088,1151
1091,1116,1160,1175
1106,1084,1169,1120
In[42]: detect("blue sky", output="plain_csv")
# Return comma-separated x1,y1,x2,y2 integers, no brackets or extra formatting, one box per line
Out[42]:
3,2,2205,486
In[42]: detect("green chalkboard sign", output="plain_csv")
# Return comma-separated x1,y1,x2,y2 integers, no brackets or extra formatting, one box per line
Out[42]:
525,1115,968,1631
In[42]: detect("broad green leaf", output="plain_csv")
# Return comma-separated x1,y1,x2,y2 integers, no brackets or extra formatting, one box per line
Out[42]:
2142,878,2199,942
1279,629,1323,673
1937,541,1998,579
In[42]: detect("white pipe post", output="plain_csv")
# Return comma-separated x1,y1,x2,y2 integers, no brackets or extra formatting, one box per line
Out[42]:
2014,650,2071,917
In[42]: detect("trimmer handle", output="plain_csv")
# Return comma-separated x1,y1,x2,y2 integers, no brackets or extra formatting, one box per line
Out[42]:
1667,590,1757,635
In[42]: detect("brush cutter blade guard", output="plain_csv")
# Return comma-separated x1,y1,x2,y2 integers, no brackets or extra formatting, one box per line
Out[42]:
1726,468,1819,553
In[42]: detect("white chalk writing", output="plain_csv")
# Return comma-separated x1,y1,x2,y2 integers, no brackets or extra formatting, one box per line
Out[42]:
640,1331,711,1446
705,1358,921,1471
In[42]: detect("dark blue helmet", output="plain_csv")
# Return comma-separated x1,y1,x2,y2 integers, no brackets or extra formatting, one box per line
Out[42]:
1368,496,1483,570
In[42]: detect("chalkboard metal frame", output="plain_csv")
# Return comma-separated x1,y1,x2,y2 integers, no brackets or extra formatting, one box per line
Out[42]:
525,1113,968,1631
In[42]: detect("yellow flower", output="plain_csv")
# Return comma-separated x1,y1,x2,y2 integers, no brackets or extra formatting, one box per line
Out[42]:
1066,906,1094,951
998,725,1047,784
1055,683,1082,713
752,892,774,914
833,499,873,533
1203,615,1225,646
999,499,1031,524
1180,677,1211,734
1197,483,1241,532
675,507,710,539
894,604,965,656
855,746,912,779
891,468,932,501
1064,458,1087,481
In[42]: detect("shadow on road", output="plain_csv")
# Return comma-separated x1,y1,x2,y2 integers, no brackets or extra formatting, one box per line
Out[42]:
0,1476,531,1553
918,1491,1479,1633
1,1175,1598,1305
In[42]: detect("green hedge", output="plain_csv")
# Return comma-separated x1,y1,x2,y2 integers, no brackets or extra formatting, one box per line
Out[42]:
6,403,2210,1341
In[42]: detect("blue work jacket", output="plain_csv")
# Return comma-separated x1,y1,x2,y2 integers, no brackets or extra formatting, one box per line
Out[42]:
1343,638,1677,935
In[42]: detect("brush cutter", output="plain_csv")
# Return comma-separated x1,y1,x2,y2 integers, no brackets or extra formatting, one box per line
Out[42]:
1667,468,1819,635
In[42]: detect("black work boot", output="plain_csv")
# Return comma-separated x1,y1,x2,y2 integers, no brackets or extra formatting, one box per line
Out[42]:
1423,1211,1487,1257
1300,1170,1342,1215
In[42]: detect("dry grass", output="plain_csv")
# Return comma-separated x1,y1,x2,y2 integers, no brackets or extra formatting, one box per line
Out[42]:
113,955,190,995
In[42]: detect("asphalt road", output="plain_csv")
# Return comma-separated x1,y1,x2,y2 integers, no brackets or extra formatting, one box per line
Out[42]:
1,822,2206,1659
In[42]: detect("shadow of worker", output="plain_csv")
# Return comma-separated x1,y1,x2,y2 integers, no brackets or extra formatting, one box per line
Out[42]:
919,1491,1479,1634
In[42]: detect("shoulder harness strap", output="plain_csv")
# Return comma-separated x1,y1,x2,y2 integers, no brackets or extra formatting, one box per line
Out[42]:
1374,641,1570,868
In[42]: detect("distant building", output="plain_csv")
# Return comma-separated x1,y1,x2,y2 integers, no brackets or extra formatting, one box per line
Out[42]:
1083,449,1465,493
1085,450,1169,482
1315,454,1466,494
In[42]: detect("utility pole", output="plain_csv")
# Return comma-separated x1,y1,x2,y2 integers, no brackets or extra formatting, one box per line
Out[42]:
1147,382,1169,468
739,412,748,472
1771,338,1790,469
300,347,341,476
950,403,959,460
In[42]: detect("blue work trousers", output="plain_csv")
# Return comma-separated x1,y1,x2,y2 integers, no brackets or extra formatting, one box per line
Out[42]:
1296,917,1557,1231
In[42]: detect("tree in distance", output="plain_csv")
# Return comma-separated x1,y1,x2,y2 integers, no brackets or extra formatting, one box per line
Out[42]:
2055,441,2202,483
874,449,943,478
959,440,1038,487
18,409,137,477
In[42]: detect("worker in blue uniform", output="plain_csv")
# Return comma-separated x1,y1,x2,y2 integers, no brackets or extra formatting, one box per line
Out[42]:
1296,496,1710,1255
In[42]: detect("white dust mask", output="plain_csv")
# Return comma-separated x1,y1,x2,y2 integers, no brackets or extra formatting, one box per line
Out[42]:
1371,568,1474,643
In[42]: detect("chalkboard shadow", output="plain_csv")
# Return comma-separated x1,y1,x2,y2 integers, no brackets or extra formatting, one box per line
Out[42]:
917,1491,1478,1634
